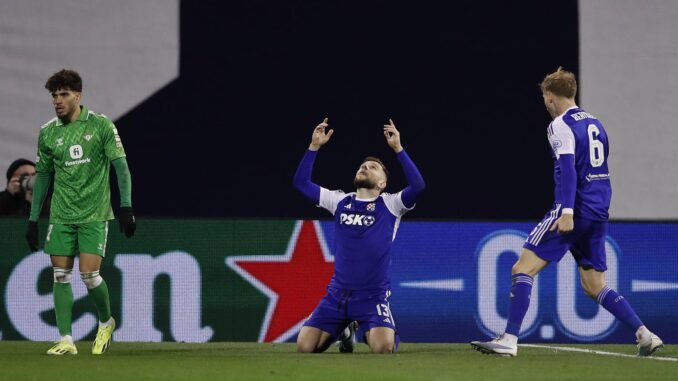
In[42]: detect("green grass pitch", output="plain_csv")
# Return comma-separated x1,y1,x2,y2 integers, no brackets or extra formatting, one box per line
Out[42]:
0,342,675,381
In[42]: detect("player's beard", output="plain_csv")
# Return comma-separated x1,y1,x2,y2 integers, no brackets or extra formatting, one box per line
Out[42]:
353,176,377,190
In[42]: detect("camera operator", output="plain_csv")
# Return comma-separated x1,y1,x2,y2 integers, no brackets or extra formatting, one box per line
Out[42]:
0,158,39,217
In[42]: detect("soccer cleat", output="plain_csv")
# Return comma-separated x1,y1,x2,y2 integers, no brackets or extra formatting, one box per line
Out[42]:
470,333,518,357
338,321,359,353
92,318,115,355
47,339,78,355
637,331,663,357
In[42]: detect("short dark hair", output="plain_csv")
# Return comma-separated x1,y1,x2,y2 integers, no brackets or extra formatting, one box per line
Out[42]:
45,69,82,93
362,156,389,181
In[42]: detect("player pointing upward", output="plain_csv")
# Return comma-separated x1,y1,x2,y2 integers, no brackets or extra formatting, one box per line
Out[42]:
471,68,663,357
293,118,425,354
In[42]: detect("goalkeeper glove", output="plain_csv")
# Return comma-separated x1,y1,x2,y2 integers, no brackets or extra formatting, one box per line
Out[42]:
26,221,39,252
119,207,136,238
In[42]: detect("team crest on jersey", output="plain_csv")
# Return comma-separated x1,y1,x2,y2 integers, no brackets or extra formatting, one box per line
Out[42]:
84,134,93,141
56,138,64,147
366,203,376,211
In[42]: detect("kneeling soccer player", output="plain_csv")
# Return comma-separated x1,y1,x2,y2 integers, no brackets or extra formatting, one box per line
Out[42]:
293,118,425,354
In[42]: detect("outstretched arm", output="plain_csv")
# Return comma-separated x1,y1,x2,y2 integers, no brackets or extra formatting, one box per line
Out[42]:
293,118,333,204
384,119,425,208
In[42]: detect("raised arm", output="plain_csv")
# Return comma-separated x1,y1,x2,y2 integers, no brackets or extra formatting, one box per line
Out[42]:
384,119,425,208
293,118,334,204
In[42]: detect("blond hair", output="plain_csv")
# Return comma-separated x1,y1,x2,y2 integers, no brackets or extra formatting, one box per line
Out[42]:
540,67,577,98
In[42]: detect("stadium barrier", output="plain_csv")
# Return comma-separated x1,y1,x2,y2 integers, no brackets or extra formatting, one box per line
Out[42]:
1,219,676,343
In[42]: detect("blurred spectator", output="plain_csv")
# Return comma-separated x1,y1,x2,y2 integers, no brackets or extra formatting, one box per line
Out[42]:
0,158,49,217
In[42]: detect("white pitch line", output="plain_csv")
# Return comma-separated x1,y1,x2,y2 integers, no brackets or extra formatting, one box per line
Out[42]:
519,344,677,362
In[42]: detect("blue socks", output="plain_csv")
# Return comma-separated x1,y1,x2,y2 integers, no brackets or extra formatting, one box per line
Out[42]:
596,286,643,330
505,273,533,336
504,275,643,337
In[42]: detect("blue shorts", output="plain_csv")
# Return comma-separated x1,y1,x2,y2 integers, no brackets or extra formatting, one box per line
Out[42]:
523,206,608,271
303,287,398,345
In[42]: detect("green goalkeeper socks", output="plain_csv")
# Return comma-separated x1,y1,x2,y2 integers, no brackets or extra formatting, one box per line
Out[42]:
87,280,112,323
53,282,74,336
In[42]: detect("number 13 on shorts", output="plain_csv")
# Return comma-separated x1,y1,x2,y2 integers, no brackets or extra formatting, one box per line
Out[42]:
376,303,394,325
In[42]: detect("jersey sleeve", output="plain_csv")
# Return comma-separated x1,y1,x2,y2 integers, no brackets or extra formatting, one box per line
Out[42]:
35,129,54,172
381,191,413,217
318,188,346,215
103,118,127,160
549,118,576,158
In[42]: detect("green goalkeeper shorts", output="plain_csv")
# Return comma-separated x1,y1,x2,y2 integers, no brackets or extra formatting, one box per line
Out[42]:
44,221,109,257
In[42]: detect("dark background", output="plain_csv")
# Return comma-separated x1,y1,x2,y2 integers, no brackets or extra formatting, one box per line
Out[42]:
118,0,578,219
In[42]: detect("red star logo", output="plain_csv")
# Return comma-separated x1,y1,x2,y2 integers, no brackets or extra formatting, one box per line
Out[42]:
226,220,334,342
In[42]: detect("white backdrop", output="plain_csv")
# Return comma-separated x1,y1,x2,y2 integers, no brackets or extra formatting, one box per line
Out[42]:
0,0,179,181
580,0,678,219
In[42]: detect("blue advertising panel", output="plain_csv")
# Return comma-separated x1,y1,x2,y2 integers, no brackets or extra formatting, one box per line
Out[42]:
320,221,678,343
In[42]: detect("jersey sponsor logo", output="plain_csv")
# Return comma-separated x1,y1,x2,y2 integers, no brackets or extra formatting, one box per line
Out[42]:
586,173,610,182
69,145,83,159
339,213,376,227
64,157,91,167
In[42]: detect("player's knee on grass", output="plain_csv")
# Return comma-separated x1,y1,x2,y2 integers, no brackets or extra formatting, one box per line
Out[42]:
368,339,394,354
296,338,318,353
296,327,331,353
366,329,395,354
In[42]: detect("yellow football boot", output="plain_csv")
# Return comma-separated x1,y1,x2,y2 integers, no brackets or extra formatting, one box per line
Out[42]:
92,318,116,355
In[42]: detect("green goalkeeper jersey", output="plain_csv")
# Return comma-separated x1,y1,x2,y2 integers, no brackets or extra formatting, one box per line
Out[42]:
36,106,126,224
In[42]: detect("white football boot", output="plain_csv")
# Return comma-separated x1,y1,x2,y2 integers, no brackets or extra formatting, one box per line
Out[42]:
636,327,663,357
471,333,518,357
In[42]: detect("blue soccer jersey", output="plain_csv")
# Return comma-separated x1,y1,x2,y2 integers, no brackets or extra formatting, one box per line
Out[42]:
548,107,612,221
318,189,412,290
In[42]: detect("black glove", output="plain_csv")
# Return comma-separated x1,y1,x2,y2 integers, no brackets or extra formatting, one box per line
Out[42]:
26,221,39,252
119,207,136,238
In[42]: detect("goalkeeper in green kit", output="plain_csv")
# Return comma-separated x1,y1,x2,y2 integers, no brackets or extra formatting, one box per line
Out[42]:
26,69,136,355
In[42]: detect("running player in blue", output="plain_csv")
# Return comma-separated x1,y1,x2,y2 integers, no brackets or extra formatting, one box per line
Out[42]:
293,118,425,354
471,68,663,357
